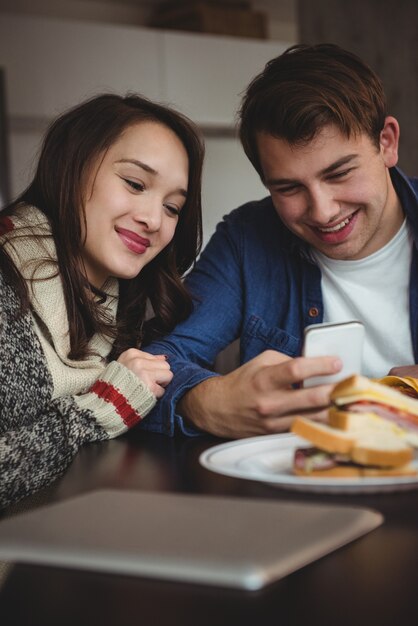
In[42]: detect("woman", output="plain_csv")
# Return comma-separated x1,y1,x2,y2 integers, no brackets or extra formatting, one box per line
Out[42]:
0,93,204,508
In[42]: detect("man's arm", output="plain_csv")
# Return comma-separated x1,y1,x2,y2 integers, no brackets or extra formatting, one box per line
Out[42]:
178,350,342,439
142,212,247,436
143,205,343,439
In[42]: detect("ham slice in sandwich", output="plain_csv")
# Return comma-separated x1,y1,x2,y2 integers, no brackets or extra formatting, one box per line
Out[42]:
291,375,418,477
331,374,418,437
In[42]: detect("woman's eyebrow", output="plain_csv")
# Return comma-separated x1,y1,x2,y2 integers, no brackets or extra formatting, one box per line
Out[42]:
116,158,188,198
116,158,157,175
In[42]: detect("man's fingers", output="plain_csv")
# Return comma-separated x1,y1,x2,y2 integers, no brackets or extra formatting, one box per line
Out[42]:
261,408,329,434
255,356,342,391
252,350,292,367
261,383,334,415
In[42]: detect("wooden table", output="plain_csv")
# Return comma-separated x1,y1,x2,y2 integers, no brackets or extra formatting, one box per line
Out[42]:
1,428,418,626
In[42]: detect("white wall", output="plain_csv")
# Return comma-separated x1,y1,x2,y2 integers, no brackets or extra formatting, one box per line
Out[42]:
0,0,298,42
202,137,266,247
1,12,289,243
8,127,43,196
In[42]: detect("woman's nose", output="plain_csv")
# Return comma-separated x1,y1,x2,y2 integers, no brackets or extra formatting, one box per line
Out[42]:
134,200,162,232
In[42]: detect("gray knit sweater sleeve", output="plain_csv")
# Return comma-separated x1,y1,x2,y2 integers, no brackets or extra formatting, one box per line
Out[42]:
0,275,153,509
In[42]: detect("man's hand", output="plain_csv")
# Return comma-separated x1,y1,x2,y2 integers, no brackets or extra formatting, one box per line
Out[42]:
178,350,342,438
388,365,418,378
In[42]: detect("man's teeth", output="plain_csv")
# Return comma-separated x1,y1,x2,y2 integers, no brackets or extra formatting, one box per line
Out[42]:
319,216,351,233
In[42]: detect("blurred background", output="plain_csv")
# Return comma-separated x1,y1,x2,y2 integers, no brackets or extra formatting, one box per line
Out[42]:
0,0,416,245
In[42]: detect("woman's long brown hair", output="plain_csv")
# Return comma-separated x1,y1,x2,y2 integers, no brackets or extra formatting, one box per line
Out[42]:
0,94,204,359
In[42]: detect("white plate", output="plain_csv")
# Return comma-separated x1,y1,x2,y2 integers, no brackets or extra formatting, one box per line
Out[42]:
199,433,418,494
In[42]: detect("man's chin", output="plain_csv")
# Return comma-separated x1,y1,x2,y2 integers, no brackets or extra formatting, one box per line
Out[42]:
312,240,361,261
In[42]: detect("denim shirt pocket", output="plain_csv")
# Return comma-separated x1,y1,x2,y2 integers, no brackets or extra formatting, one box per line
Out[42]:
242,316,301,360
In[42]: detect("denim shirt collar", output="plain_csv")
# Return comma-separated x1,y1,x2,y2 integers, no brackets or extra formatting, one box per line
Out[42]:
390,167,418,241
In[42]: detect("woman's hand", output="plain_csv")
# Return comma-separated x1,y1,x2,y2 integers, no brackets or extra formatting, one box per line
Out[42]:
117,349,173,398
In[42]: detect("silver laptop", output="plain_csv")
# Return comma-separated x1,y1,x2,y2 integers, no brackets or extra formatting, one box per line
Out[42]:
0,490,383,590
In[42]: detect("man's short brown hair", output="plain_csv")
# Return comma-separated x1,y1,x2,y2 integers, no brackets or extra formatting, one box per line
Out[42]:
238,43,387,178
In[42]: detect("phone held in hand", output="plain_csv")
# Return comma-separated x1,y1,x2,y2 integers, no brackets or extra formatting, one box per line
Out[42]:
302,320,365,388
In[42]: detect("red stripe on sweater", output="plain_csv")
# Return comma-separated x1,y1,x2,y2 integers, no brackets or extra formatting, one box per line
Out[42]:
90,380,142,428
0,216,15,235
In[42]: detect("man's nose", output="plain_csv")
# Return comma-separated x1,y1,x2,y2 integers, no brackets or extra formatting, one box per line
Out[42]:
307,185,341,224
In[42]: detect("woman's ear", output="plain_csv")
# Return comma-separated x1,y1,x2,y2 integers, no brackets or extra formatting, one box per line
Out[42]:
380,116,400,168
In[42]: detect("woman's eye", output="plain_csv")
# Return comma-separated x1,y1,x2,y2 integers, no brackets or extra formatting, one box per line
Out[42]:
124,178,144,192
164,204,180,217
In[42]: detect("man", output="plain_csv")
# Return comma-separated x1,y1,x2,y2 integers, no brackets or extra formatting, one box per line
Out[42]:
143,43,418,439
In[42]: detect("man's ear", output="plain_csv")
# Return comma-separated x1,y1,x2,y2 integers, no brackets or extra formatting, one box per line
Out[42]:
380,116,400,167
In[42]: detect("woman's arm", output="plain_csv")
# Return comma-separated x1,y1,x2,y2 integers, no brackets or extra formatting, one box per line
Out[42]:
0,396,107,509
0,354,167,509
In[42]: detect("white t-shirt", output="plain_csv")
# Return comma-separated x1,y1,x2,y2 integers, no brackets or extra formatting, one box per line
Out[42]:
311,220,414,378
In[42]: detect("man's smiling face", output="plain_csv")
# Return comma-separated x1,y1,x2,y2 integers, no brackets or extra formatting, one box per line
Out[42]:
257,119,403,260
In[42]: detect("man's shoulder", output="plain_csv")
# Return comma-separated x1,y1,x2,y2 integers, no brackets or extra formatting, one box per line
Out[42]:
222,196,284,232
212,196,298,253
392,167,418,200
407,175,418,194
226,195,273,217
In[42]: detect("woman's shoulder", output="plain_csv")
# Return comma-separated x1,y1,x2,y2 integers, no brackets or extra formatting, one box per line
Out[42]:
0,213,15,233
0,269,24,314
1,205,50,235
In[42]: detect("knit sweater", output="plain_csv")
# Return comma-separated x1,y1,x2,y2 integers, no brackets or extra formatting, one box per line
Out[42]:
0,206,156,509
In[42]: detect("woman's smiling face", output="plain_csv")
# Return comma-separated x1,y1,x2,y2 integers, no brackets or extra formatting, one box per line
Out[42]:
81,121,189,288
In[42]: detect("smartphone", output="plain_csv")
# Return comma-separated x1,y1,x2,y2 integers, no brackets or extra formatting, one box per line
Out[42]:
302,320,365,387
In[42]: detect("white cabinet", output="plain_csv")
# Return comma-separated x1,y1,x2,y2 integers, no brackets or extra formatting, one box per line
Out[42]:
0,13,292,126
161,31,290,127
0,14,161,119
0,12,292,229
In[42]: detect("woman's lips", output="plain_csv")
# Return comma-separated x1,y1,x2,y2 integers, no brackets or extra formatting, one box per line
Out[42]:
116,227,150,255
311,209,360,244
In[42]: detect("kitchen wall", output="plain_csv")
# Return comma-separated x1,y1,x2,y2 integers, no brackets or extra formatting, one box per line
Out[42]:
298,0,418,176
0,3,296,244
0,0,298,41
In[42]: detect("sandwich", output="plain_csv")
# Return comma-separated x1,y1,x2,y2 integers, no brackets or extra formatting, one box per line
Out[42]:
330,374,418,438
291,417,416,477
376,375,418,399
290,374,418,477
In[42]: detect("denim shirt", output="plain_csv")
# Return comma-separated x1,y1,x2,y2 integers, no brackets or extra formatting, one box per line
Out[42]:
143,167,418,436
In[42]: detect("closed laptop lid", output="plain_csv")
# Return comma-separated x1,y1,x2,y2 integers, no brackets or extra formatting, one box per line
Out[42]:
0,489,383,590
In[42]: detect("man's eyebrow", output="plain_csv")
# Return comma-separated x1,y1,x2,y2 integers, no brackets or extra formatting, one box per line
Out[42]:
264,154,359,187
320,154,358,176
116,158,187,197
264,176,300,187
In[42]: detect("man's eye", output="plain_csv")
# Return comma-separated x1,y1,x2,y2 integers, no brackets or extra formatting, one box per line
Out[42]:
275,185,299,195
328,169,352,180
124,179,144,192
